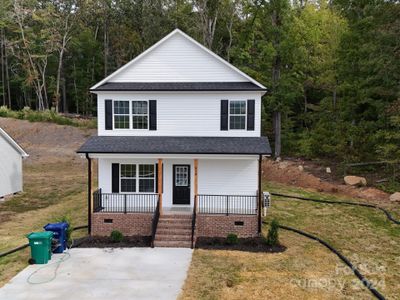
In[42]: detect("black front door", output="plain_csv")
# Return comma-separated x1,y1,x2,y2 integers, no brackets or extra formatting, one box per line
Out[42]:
173,165,191,205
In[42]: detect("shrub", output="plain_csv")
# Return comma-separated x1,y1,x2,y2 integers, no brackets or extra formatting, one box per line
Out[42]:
265,219,280,246
110,230,124,243
226,233,238,245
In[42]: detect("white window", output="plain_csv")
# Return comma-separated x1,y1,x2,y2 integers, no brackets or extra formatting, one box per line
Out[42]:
132,101,148,129
229,100,246,130
120,164,155,193
114,101,130,129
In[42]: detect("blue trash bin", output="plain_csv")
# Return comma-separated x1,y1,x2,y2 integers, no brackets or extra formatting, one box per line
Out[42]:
43,222,69,253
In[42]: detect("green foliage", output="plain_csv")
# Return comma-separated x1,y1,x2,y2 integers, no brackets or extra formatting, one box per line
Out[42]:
265,219,280,246
0,106,96,128
226,233,239,245
110,230,124,243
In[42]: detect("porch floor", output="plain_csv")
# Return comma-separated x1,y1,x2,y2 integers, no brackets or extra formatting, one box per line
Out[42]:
163,206,192,215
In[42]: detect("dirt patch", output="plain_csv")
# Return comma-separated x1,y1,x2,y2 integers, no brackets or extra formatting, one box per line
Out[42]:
0,117,95,164
195,237,286,253
74,236,151,248
263,159,390,203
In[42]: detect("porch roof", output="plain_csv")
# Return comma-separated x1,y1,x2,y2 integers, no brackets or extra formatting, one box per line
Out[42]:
77,136,271,155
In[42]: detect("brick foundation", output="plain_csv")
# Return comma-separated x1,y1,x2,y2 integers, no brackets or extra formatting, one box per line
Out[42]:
196,214,258,238
91,213,153,236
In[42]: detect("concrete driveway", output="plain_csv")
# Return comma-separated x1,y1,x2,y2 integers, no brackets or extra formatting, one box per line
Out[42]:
0,248,193,300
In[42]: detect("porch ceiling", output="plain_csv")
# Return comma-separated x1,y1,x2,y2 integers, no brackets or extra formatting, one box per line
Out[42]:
77,136,271,155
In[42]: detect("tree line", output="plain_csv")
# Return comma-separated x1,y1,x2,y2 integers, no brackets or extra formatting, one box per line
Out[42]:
0,0,399,162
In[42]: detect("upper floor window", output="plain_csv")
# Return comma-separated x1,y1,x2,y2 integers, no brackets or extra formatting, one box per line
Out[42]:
113,100,149,130
229,100,246,130
114,101,130,129
132,101,148,129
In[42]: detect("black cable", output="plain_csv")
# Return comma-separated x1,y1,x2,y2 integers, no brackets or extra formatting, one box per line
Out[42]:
270,192,400,225
263,221,386,300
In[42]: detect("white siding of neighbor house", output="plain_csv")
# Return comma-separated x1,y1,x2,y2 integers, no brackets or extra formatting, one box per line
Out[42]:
0,136,23,197
97,156,258,208
96,91,262,137
109,33,247,83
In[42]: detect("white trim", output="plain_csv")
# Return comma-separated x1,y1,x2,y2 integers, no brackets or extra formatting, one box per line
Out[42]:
228,100,247,130
0,128,29,158
88,153,259,160
91,29,266,90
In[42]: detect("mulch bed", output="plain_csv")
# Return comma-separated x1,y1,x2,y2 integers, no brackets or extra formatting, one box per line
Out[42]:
195,237,286,253
73,236,151,248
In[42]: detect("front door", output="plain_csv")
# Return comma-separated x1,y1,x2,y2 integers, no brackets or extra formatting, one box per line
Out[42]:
173,165,191,205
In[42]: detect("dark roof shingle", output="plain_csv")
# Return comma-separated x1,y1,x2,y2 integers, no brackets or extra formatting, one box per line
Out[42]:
77,136,271,155
91,82,266,92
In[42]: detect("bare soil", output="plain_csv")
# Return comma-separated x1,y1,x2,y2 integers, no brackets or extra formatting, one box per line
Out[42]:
0,117,95,164
263,158,390,204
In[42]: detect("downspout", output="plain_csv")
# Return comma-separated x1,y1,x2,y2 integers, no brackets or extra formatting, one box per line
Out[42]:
258,154,262,234
86,153,92,235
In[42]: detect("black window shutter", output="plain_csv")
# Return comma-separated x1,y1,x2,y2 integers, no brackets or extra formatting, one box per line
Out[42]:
111,163,119,193
149,100,157,130
220,100,228,130
247,99,255,131
105,100,113,130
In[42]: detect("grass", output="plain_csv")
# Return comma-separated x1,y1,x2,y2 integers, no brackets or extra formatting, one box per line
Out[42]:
0,160,89,286
0,106,96,129
180,181,400,299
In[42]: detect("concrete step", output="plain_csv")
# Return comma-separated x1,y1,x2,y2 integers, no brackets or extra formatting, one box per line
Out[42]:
161,214,192,219
154,240,192,248
155,234,191,242
156,228,191,235
158,218,191,224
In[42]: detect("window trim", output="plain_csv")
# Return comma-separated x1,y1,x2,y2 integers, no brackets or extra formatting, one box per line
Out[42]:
112,100,150,130
119,163,156,194
228,100,247,130
131,100,149,130
113,100,130,130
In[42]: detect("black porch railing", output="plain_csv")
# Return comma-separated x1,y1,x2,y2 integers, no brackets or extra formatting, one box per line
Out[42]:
197,194,258,215
151,199,161,248
93,189,158,213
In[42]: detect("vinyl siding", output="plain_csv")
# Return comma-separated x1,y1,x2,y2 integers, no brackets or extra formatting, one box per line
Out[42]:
96,92,262,137
109,33,247,83
0,137,23,197
97,156,258,208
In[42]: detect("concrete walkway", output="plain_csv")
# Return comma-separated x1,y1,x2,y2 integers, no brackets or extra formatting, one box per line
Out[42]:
0,248,193,300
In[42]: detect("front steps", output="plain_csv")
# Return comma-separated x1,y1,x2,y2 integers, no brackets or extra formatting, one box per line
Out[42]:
154,214,192,248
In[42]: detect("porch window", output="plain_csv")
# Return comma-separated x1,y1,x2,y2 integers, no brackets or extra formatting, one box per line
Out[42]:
120,164,136,192
120,164,155,193
229,100,246,130
114,101,130,129
139,164,155,192
132,101,148,129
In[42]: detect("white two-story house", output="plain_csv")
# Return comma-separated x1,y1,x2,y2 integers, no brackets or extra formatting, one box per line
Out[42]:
77,29,271,248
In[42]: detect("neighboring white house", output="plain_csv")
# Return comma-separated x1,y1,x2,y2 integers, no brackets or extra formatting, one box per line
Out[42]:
0,128,28,198
78,29,271,247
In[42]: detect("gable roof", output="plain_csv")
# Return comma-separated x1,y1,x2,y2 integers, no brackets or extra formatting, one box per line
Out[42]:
0,128,29,158
91,29,266,91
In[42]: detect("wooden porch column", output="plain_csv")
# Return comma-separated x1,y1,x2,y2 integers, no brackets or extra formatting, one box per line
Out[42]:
158,159,163,214
86,153,92,235
194,159,198,209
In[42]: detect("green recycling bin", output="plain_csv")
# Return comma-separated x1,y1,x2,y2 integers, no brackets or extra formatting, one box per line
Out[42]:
27,231,53,264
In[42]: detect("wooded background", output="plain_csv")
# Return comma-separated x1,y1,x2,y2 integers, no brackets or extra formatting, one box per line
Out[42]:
0,0,399,162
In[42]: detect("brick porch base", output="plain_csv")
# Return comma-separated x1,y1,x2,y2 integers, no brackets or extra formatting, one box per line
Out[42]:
196,214,258,238
91,213,152,236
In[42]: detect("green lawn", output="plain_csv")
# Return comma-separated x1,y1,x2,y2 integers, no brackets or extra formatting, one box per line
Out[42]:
180,182,400,300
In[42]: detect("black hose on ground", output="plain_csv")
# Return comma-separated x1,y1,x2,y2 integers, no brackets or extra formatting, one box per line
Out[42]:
270,192,400,225
263,221,386,300
0,225,88,259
